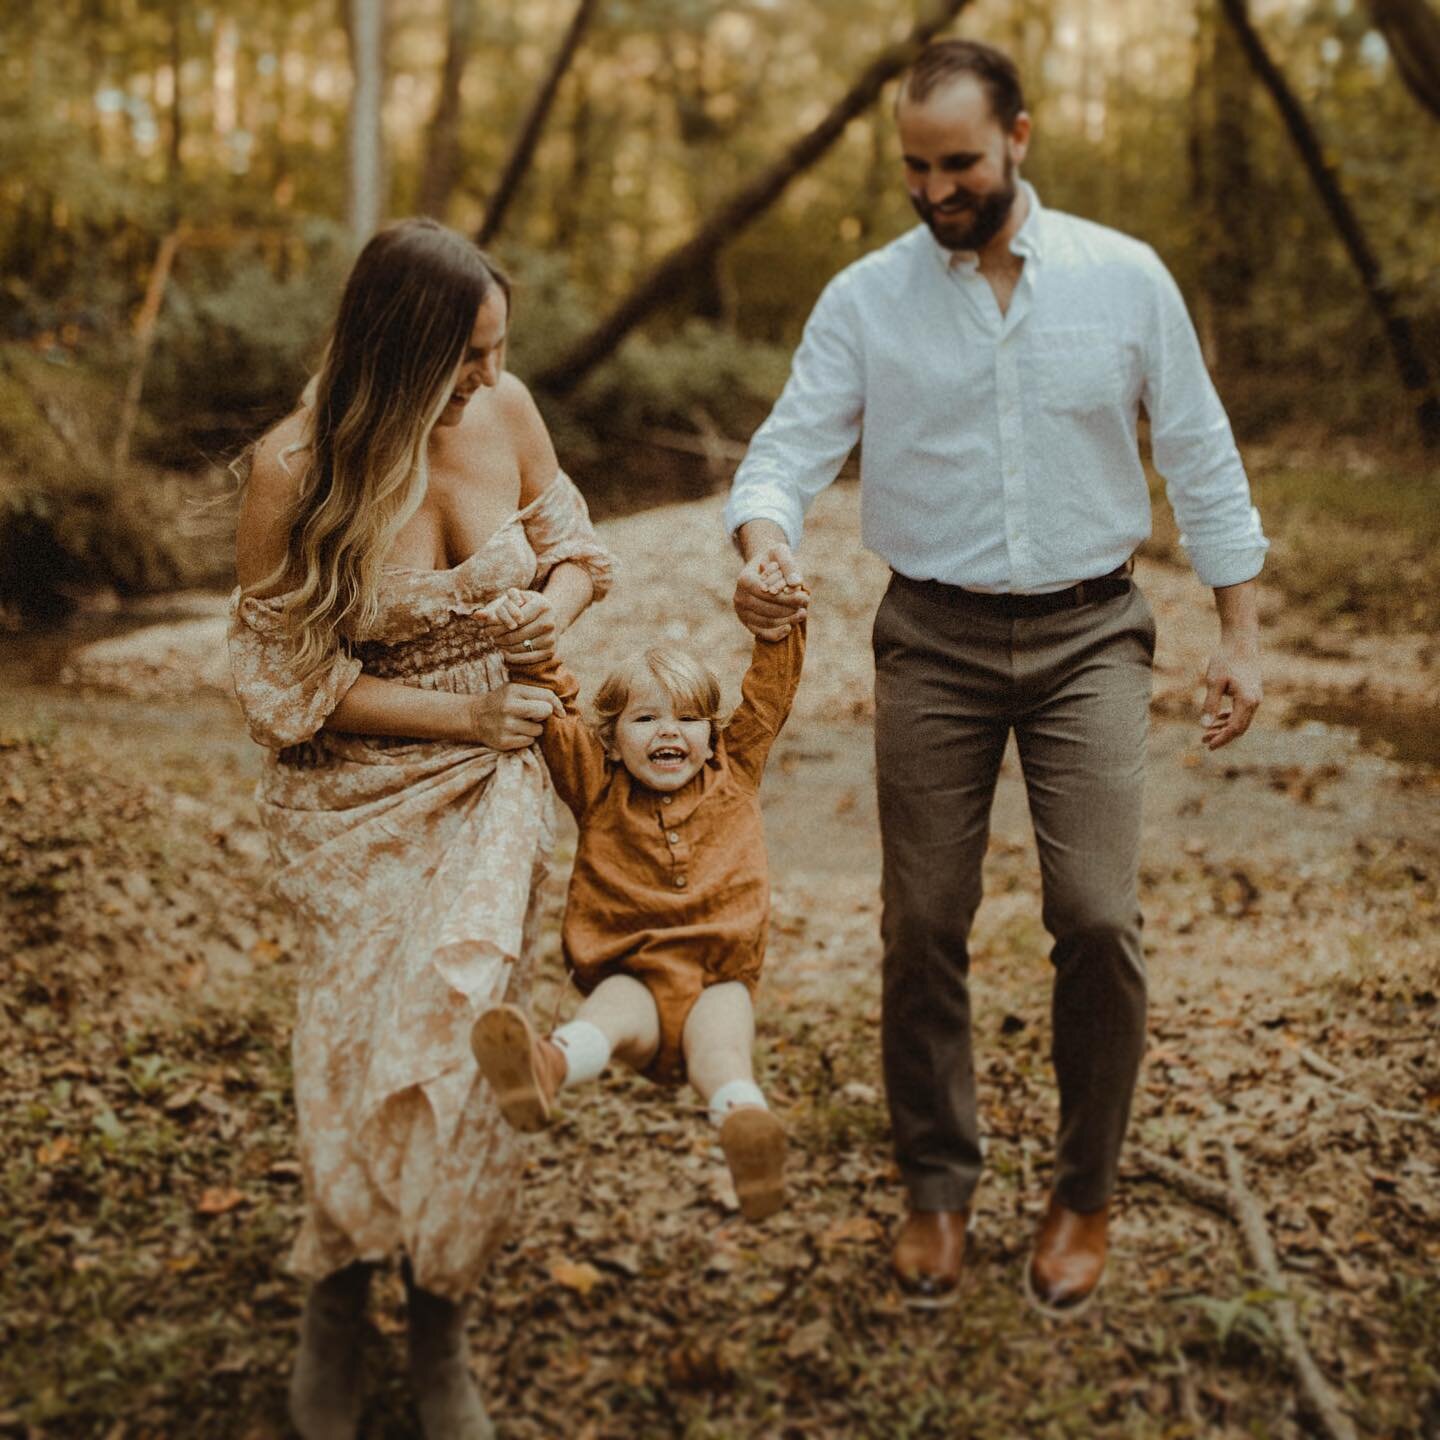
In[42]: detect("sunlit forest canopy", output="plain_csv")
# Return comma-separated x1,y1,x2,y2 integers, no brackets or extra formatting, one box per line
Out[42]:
2,0,1436,462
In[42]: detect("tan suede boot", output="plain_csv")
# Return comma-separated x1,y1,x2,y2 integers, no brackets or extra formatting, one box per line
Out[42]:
470,1003,566,1132
718,1106,787,1222
289,1262,372,1440
404,1263,496,1440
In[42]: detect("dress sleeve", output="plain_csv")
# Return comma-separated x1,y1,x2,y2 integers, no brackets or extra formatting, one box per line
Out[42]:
722,619,807,791
521,472,615,601
227,588,363,750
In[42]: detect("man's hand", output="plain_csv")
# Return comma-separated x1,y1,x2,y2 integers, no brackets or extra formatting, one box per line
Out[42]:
1200,643,1262,750
733,527,808,639
1202,578,1263,750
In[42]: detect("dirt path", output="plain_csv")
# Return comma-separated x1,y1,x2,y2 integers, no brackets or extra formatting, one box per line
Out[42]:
2,486,1437,1438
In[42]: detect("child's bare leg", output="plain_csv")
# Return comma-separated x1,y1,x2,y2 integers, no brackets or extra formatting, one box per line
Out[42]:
570,974,660,1073
682,982,760,1107
684,983,786,1221
471,976,658,1132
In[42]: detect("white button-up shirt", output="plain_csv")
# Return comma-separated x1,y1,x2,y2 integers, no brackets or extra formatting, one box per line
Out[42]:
725,184,1268,592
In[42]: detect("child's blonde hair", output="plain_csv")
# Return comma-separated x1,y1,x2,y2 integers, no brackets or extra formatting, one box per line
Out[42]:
592,646,727,751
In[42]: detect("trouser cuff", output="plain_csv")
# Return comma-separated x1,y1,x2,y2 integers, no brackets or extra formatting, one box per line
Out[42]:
903,1171,978,1214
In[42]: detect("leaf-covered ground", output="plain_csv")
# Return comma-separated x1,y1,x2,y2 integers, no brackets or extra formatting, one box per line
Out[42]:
2,485,1438,1439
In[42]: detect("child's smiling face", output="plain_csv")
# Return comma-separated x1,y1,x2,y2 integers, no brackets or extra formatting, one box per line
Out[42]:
609,679,713,791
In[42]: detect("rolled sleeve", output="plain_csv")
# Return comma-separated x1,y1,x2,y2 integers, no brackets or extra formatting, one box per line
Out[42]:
1141,250,1269,588
725,274,865,547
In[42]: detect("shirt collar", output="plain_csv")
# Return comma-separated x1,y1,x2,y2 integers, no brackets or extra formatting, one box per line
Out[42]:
930,180,1044,276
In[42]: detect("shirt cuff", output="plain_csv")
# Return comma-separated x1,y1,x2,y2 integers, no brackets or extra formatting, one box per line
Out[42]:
722,492,804,552
1183,540,1269,590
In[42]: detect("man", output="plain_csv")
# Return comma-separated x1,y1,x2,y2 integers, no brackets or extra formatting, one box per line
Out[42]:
726,38,1266,1314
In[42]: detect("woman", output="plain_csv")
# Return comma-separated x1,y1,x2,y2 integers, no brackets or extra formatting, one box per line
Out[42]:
229,219,612,1440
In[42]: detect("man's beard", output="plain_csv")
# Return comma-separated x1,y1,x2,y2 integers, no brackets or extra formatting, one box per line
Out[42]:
911,158,1018,252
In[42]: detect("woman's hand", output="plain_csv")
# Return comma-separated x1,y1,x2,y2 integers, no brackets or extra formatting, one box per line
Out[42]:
484,588,558,668
464,682,562,750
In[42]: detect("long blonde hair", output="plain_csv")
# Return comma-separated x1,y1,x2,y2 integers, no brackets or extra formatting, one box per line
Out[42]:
256,219,510,674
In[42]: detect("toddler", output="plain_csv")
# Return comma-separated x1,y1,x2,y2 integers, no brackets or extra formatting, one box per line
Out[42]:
471,571,807,1220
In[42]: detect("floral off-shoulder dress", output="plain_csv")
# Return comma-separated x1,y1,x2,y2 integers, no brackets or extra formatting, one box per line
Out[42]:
227,474,612,1299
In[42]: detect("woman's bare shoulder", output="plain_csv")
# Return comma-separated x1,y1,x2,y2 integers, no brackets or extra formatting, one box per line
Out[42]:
495,374,559,505
237,411,310,591
249,410,311,496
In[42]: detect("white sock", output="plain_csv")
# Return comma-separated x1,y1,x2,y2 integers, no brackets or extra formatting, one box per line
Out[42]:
708,1079,767,1128
551,1020,610,1087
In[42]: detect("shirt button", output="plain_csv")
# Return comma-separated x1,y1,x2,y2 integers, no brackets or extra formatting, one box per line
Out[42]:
668,831,679,844
674,875,687,889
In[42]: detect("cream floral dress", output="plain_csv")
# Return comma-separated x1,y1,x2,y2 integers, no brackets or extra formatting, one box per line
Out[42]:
228,474,612,1299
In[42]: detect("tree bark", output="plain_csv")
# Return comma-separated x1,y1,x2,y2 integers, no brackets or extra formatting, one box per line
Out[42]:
534,0,975,398
346,0,386,245
418,0,474,218
477,0,602,248
1365,0,1440,122
1219,0,1440,447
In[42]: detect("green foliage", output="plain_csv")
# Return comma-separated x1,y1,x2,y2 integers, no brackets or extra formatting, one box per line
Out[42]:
141,221,353,460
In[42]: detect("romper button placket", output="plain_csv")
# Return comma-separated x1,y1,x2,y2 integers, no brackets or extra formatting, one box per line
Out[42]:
674,876,687,889
668,831,679,844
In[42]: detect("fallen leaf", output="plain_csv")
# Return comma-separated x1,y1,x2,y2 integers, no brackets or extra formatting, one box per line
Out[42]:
818,1215,884,1250
785,1318,832,1361
37,1135,74,1166
549,1259,603,1296
196,1187,246,1216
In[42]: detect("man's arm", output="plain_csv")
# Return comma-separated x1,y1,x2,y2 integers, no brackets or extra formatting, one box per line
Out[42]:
1201,579,1262,751
726,274,864,636
1139,249,1269,749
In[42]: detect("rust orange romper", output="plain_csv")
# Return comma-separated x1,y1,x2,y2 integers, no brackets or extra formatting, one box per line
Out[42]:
537,623,805,1083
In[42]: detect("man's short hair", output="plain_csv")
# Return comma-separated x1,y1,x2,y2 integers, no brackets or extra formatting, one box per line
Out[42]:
899,39,1026,131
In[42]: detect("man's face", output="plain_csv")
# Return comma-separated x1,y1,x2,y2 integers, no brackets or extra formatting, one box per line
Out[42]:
898,75,1029,253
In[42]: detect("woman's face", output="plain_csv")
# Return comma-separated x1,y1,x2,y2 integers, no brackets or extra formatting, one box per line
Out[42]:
437,288,508,426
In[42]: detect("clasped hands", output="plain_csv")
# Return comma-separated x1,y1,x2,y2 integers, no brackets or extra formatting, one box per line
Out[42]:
464,588,564,751
733,543,809,638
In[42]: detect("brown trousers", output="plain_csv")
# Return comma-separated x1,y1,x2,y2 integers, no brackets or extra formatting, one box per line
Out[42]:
873,573,1155,1215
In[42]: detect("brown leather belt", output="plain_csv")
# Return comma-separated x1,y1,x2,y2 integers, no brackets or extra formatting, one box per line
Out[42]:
891,560,1134,619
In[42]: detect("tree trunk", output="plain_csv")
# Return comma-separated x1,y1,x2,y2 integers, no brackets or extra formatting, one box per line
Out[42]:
167,0,183,182
1365,0,1440,121
477,0,602,248
347,0,386,244
553,59,593,251
1199,0,1258,369
1219,0,1440,447
418,0,474,218
534,0,975,398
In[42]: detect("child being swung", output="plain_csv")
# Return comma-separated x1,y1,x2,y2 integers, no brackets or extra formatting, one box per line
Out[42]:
470,569,807,1220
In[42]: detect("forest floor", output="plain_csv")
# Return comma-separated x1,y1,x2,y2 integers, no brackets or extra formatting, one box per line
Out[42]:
1,476,1437,1440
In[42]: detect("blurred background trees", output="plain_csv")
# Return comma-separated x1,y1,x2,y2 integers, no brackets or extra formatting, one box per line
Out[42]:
1,0,1435,616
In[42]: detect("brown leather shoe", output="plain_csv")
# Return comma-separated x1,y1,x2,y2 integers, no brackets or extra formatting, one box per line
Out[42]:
470,1004,566,1132
891,1209,967,1310
1024,1192,1109,1317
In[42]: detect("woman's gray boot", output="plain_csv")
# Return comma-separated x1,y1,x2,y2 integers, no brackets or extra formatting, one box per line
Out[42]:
289,1261,372,1440
403,1262,496,1440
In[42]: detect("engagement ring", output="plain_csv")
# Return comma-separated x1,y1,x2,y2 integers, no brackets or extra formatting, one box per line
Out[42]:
522,639,533,651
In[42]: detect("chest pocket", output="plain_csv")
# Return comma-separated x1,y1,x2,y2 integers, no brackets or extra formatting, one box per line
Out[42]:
1032,325,1126,414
